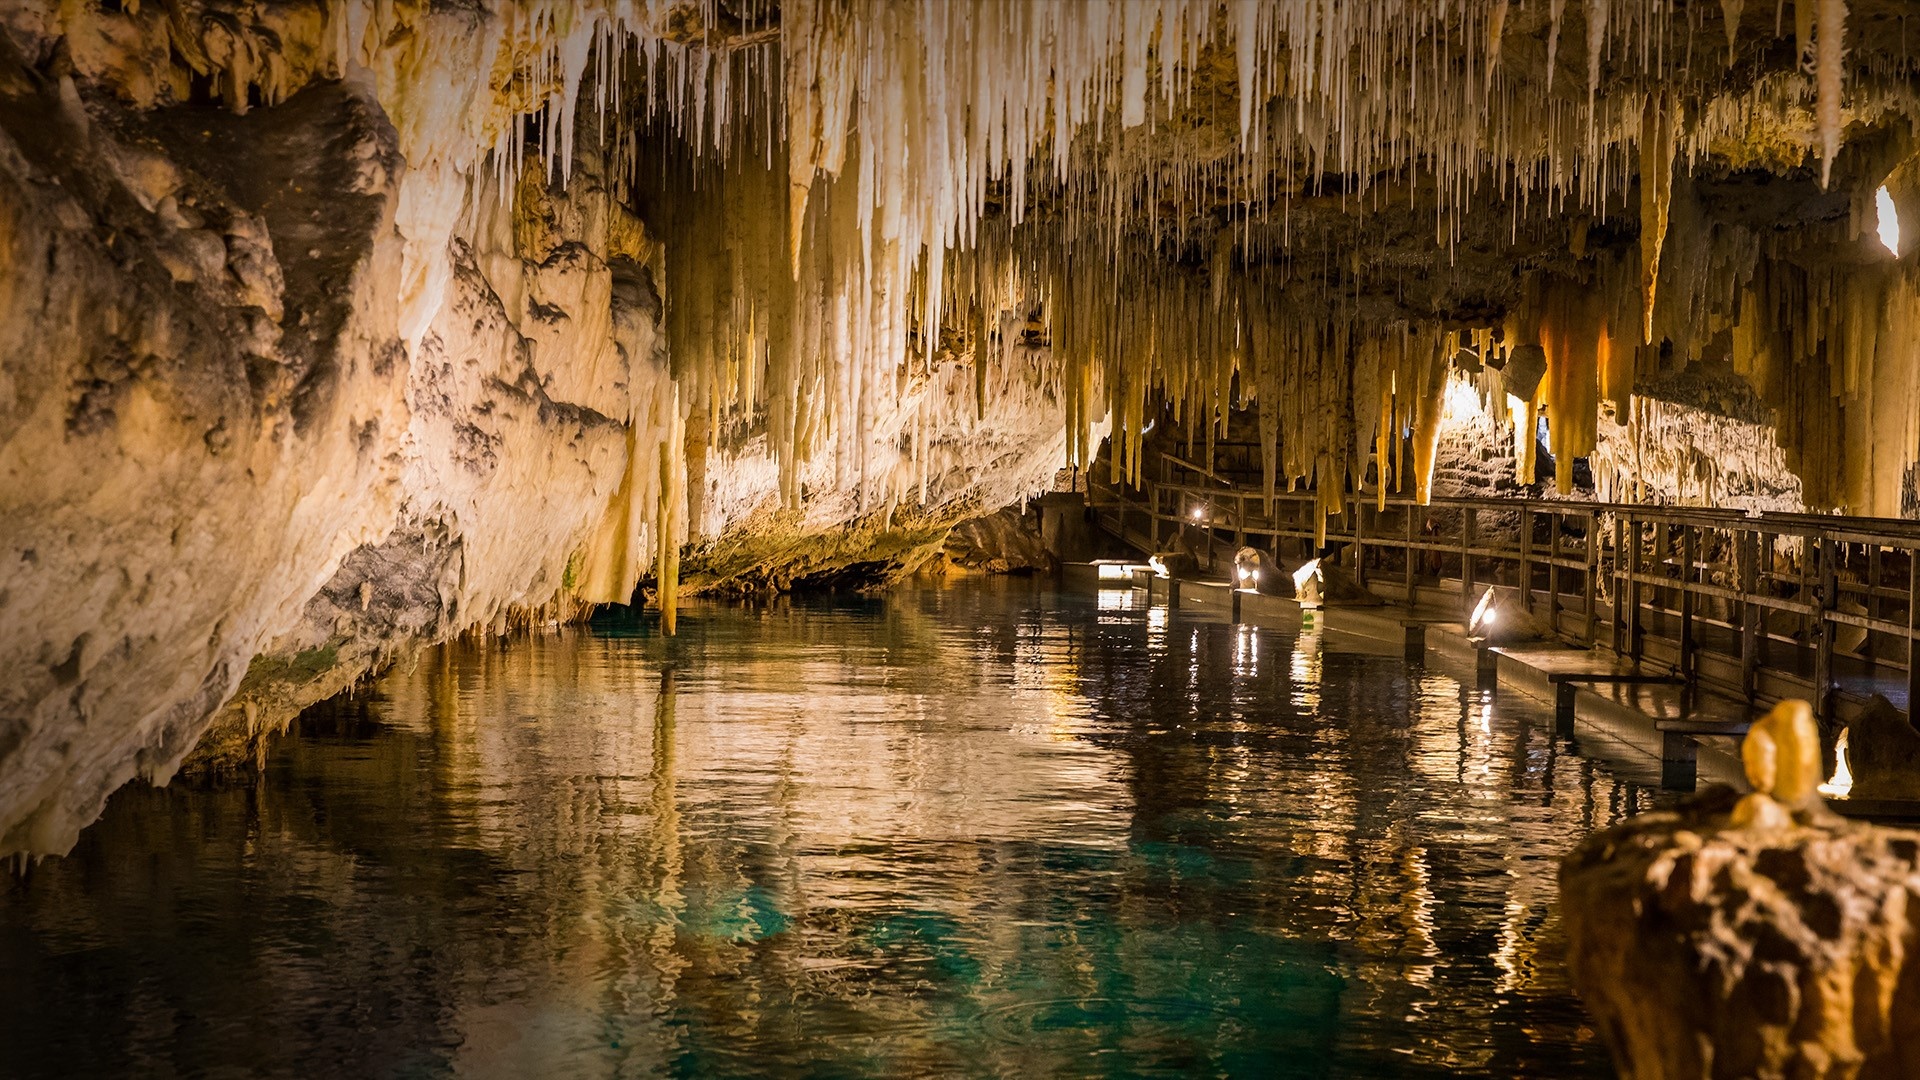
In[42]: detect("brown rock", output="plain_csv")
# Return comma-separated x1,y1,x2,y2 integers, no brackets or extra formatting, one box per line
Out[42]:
1560,788,1920,1079
1847,695,1920,802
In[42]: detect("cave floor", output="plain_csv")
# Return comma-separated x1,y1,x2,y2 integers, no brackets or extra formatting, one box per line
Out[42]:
0,579,1662,1078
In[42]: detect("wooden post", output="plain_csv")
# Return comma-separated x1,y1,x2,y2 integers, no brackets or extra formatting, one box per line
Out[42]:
1547,511,1563,638
1462,506,1478,615
1354,503,1369,589
1908,547,1920,718
1869,544,1884,646
1583,510,1601,645
1814,535,1837,726
1653,524,1673,624
1679,526,1698,684
1740,529,1760,702
1519,506,1535,616
1147,481,1159,552
1624,515,1643,661
1612,513,1628,654
1405,504,1418,608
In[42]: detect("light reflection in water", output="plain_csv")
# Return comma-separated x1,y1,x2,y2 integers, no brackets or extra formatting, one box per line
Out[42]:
0,580,1648,1078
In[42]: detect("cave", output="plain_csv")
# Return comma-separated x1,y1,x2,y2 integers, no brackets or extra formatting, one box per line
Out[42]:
6,2,1920,1076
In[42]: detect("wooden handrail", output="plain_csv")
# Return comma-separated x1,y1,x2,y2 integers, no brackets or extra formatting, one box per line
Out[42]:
1089,461,1920,725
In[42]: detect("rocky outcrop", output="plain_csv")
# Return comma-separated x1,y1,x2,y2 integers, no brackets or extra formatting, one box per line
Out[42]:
0,5,1068,854
1563,791,1920,1079
1562,703,1920,1079
936,507,1054,576
1846,696,1920,803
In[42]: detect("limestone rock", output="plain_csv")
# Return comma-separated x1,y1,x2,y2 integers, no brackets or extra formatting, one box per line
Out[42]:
1847,695,1920,802
940,508,1054,575
1561,786,1920,1079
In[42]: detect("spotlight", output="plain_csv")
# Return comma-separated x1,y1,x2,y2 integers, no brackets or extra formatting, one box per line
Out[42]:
1292,559,1323,608
1468,586,1499,637
1147,556,1171,579
1191,506,1205,521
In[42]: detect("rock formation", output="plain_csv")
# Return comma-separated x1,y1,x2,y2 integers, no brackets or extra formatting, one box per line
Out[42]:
3,2,1920,856
1843,695,1920,802
1563,701,1920,1078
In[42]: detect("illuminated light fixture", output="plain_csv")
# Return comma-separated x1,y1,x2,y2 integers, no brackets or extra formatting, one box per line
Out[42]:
1818,727,1855,799
1147,556,1171,579
1468,586,1499,635
1191,506,1205,521
1875,185,1901,256
1236,567,1250,582
1292,559,1323,608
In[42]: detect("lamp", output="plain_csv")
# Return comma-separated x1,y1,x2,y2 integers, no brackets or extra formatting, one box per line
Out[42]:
1468,586,1499,637
1292,559,1323,608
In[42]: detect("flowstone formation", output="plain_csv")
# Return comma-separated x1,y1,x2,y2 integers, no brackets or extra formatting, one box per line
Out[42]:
3,1,1920,855
1562,702,1920,1079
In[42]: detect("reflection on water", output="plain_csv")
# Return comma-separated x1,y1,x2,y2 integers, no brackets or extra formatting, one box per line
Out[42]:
0,580,1658,1078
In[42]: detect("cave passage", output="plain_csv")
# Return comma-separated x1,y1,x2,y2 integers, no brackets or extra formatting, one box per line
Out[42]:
0,581,1651,1078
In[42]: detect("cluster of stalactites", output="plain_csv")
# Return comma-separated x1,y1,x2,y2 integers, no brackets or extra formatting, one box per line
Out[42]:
223,0,1875,305
65,0,1920,603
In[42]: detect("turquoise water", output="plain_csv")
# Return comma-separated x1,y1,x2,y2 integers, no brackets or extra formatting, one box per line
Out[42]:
0,581,1655,1077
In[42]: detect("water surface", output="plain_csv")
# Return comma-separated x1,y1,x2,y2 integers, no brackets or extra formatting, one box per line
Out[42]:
1,580,1661,1077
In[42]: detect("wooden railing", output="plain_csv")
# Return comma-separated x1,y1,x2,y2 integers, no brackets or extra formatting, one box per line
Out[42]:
1087,451,1920,725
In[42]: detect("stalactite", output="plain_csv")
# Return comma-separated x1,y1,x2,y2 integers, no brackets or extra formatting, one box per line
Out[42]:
59,0,1919,575
1816,0,1847,189
1639,93,1678,344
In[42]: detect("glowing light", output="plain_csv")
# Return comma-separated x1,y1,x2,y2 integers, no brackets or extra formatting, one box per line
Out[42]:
1876,186,1901,256
1147,556,1170,579
1291,559,1323,608
1191,506,1205,521
1236,567,1250,582
1291,559,1321,592
1818,727,1855,798
1442,377,1485,422
1468,586,1499,634
1095,561,1152,581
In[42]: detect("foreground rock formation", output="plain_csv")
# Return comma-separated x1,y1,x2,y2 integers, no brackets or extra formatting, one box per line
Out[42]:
3,2,1919,856
1563,703,1920,1078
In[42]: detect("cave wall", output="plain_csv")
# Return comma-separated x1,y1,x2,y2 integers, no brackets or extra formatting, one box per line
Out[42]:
3,1,1920,857
0,2,1070,855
